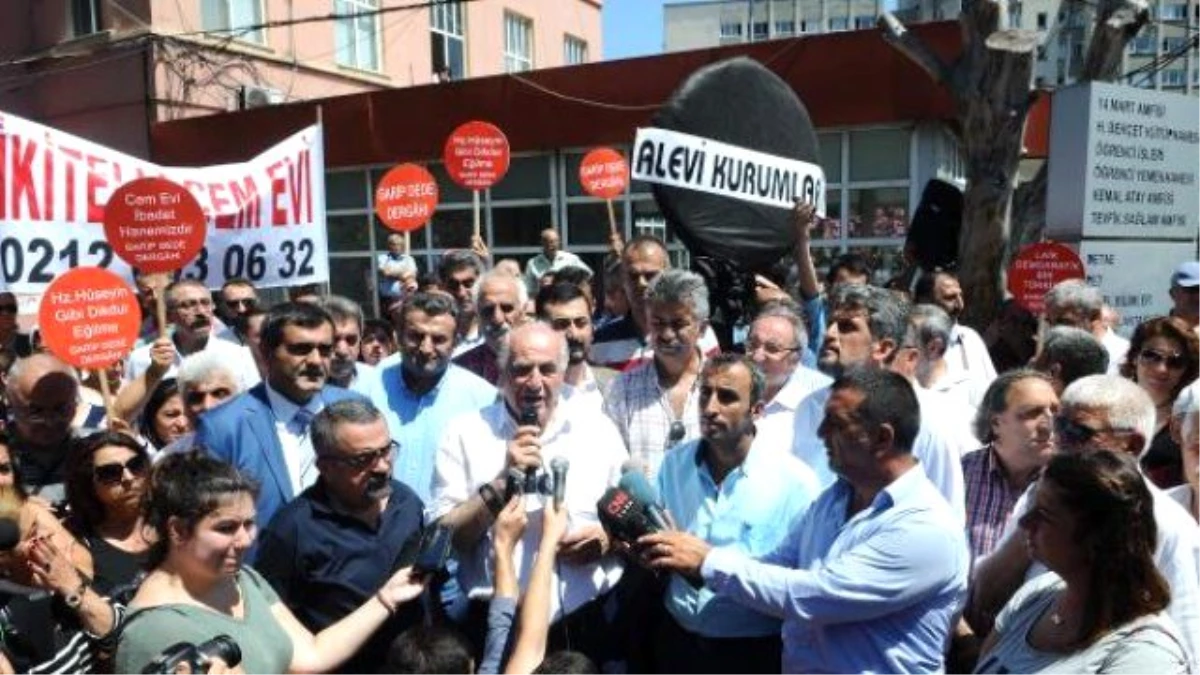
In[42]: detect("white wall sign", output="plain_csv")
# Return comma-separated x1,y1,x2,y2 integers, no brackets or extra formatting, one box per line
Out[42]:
1047,82,1199,240
1081,240,1199,336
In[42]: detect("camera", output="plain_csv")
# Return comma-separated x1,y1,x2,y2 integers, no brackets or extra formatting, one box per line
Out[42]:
142,635,241,674
412,525,454,580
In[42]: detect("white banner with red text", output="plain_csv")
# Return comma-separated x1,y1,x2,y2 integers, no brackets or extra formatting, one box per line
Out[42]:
0,110,327,294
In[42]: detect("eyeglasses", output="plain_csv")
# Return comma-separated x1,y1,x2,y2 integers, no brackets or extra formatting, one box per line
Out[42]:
283,341,335,357
320,441,397,470
11,401,76,423
1138,348,1187,371
666,421,686,448
225,298,257,309
745,340,800,358
0,305,17,315
1053,415,1135,447
94,455,149,485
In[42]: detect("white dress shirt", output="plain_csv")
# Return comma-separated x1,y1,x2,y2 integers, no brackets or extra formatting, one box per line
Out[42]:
561,364,606,414
125,333,260,391
264,384,324,497
430,399,628,621
1102,328,1131,374
946,323,996,394
753,366,831,459
991,478,1200,665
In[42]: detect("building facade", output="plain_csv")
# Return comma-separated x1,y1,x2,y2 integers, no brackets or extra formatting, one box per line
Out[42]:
0,0,601,157
665,0,886,51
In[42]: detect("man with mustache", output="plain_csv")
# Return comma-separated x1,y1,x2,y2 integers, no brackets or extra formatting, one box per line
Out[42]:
257,399,425,674
125,279,260,390
196,302,363,531
537,281,613,411
913,269,996,396
452,270,527,386
319,295,386,401
376,292,495,504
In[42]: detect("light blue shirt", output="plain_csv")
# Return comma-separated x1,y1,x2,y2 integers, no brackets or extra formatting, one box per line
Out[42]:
347,362,386,402
701,464,969,674
658,440,819,638
374,361,496,502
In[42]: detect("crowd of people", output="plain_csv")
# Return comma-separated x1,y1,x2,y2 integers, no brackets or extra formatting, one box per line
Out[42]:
0,208,1196,675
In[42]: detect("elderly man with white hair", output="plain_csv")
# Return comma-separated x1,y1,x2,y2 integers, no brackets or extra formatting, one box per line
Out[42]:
156,351,244,458
1168,381,1198,520
451,269,528,386
1043,279,1128,374
970,374,1200,664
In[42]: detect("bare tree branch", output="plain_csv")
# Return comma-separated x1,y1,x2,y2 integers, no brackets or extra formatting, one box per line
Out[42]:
877,13,957,91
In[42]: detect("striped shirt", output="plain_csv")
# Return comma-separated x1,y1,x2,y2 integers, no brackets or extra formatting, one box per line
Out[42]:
962,445,1024,560
603,356,704,480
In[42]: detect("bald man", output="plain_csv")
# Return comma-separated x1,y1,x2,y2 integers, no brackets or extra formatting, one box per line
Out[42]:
523,227,592,295
5,354,84,506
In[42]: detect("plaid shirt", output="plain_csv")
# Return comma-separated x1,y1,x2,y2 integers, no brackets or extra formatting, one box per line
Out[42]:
452,342,501,386
962,445,1025,560
603,357,704,480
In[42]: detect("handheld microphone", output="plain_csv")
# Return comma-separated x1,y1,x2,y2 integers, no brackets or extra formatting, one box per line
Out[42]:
549,456,569,509
596,487,660,544
618,470,671,532
519,404,540,494
0,517,22,551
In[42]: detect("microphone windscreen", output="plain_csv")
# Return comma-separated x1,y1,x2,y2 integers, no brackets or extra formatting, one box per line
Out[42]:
618,470,661,507
596,487,656,544
0,517,21,551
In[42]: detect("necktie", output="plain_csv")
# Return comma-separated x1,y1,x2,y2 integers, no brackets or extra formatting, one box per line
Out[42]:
290,408,314,436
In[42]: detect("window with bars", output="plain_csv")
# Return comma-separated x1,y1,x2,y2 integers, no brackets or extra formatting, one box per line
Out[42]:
71,0,101,36
200,0,265,43
775,20,796,35
431,0,465,80
504,11,533,73
564,34,588,65
719,21,744,37
335,0,380,71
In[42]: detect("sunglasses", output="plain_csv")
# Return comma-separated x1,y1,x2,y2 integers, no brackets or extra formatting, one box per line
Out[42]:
0,305,17,315
666,421,686,448
1053,415,1135,447
94,455,149,485
226,298,257,309
319,441,397,470
1138,348,1187,371
283,341,334,357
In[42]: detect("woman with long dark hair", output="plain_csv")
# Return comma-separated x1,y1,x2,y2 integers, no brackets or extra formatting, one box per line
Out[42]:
138,378,189,452
975,450,1191,673
116,451,426,674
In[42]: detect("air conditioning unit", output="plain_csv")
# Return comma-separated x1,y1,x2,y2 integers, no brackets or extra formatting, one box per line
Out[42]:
238,85,284,110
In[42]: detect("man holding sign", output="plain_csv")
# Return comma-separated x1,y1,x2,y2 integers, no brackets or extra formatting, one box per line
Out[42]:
523,228,591,295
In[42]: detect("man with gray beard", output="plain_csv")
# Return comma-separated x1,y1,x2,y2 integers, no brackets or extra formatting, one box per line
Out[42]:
452,270,528,385
257,398,426,674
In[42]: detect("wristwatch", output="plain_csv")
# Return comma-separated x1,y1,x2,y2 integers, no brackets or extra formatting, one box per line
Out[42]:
64,578,89,609
478,482,505,517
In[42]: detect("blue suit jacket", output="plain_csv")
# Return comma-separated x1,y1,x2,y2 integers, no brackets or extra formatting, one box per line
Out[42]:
194,383,363,530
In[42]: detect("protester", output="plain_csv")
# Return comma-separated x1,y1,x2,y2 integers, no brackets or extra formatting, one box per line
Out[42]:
431,323,626,663
907,303,988,412
982,297,1039,375
651,354,819,673
536,281,612,410
524,228,592,294
453,270,528,385
257,399,426,673
125,279,260,389
156,351,242,458
975,450,1190,674
360,318,397,366
131,269,172,342
1119,316,1199,488
384,625,474,674
1168,382,1198,520
962,369,1058,559
604,270,708,478
6,354,83,507
195,302,362,530
970,375,1200,663
378,233,419,313
912,269,997,394
792,201,874,354
1044,279,1128,374
288,283,323,304
495,258,523,279
597,257,629,331
439,250,486,355
1169,261,1199,329
377,292,496,503
320,295,386,398
115,451,427,673
64,430,151,597
1031,325,1110,394
0,292,31,357
642,368,969,673
138,378,189,452
215,277,259,344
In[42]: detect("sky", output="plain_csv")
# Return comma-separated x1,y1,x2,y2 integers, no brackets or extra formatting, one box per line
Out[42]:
603,0,670,61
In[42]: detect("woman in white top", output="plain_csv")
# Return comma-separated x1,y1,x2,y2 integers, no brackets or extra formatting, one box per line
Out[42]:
975,450,1191,674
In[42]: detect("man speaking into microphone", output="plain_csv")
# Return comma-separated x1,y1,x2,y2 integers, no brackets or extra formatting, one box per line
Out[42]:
430,322,629,665
640,353,819,673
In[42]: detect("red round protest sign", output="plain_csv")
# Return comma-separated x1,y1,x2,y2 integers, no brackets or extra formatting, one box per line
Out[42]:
375,164,439,232
1008,242,1086,314
443,121,510,190
103,177,207,273
38,267,141,370
579,147,629,199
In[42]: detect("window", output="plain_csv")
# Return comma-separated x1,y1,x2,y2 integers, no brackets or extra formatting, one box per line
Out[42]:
1161,3,1188,19
564,34,588,65
335,0,380,71
1163,36,1187,52
1162,69,1186,86
799,20,810,33
829,17,849,31
504,12,533,73
1011,2,1022,27
752,21,769,39
431,0,465,80
1036,11,1047,28
719,22,743,38
201,0,265,43
1037,45,1046,60
1131,34,1156,54
775,20,795,35
854,15,876,29
70,0,100,36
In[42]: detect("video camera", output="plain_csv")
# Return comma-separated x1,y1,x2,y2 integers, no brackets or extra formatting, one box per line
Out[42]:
141,635,241,674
